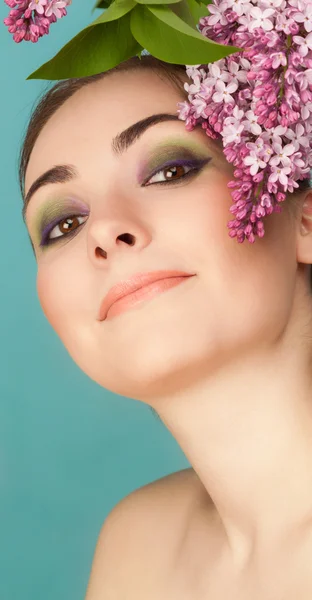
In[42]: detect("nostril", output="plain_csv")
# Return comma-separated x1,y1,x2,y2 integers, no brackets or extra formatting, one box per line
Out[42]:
118,233,135,245
95,247,107,259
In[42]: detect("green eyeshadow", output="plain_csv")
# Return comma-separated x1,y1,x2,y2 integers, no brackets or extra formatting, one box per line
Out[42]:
32,197,88,248
137,137,211,182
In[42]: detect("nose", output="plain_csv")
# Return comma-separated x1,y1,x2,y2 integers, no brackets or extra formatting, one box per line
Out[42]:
87,215,152,263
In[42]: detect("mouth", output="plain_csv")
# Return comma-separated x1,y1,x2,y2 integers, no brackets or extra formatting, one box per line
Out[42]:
98,271,196,321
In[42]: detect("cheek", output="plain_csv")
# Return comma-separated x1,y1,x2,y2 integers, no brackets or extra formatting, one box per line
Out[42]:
188,173,235,235
177,179,242,270
36,263,81,335
183,182,294,337
36,262,99,380
37,269,58,327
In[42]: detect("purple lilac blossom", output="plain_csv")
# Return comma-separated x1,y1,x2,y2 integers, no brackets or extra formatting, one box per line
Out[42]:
3,0,71,43
178,0,312,243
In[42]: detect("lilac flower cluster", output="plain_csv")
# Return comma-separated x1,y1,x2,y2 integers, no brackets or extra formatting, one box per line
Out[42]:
178,0,312,243
3,0,71,43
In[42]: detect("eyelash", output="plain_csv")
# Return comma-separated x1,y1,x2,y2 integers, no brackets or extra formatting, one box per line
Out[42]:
39,158,208,247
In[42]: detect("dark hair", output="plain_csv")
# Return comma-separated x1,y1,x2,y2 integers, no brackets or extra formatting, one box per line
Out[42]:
19,54,312,287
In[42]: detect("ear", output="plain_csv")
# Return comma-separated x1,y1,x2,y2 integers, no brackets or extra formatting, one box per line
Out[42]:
296,191,312,265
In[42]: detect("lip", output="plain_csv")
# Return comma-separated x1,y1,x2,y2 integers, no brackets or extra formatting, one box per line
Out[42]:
98,270,196,321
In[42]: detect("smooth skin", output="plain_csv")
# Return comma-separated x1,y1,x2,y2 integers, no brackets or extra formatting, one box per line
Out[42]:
24,68,312,598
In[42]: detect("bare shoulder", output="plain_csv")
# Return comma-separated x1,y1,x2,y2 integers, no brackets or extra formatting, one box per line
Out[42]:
84,467,200,599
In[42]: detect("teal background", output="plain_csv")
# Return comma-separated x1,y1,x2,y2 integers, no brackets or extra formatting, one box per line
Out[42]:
0,3,189,599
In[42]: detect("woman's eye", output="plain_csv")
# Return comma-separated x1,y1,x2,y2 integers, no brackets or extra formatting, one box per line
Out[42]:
145,164,196,186
45,215,88,244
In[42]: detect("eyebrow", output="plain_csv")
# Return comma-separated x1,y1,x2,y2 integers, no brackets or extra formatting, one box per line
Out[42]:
22,112,181,222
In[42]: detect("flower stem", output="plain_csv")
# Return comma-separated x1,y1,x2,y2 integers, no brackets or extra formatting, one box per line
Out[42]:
278,34,292,102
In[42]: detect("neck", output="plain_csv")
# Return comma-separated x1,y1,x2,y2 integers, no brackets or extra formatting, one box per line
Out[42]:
155,335,312,568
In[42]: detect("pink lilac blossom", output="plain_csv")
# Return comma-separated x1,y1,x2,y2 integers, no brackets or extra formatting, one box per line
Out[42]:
3,0,71,43
177,0,312,243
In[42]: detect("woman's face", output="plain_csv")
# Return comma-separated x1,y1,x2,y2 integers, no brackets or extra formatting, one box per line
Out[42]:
24,69,300,402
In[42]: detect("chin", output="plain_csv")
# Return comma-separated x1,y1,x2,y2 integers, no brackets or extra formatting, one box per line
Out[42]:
89,341,214,402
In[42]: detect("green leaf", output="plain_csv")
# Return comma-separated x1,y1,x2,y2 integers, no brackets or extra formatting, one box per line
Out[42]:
130,4,241,64
26,13,141,80
187,0,209,22
170,0,196,27
136,0,181,4
91,0,136,23
92,0,114,12
148,3,232,44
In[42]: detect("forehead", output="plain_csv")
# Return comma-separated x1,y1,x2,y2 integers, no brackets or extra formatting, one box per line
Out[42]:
24,69,187,194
